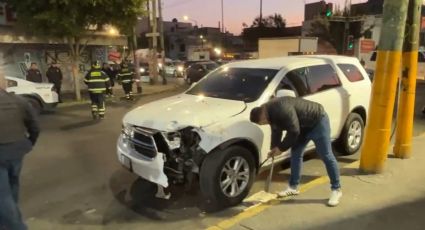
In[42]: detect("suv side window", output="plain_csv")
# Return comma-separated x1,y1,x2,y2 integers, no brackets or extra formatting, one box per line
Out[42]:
307,64,341,94
279,67,310,96
337,64,364,82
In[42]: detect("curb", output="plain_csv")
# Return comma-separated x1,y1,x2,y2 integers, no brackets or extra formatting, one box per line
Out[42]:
58,85,186,108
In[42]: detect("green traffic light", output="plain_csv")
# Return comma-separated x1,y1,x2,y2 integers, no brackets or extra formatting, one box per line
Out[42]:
348,43,354,49
326,10,332,17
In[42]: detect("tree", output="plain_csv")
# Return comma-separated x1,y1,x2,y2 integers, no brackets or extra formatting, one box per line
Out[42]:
250,13,286,28
242,13,287,49
4,0,145,100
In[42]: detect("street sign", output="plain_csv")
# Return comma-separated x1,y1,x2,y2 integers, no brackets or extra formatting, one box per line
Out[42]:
360,39,376,53
146,32,160,37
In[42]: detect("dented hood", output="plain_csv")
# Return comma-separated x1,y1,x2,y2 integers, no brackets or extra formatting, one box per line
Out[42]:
123,93,246,131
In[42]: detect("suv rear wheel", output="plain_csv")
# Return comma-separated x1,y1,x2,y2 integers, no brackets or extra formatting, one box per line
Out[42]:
336,113,365,155
200,146,256,211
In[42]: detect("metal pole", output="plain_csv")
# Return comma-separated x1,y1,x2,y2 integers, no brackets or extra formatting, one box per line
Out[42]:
158,0,166,85
393,0,422,159
260,0,263,27
359,0,409,173
151,0,159,85
133,26,142,93
221,0,224,33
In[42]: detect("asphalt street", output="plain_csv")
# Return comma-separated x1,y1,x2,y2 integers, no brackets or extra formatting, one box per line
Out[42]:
21,82,425,230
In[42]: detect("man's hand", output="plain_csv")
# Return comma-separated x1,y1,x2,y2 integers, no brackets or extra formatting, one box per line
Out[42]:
268,147,282,158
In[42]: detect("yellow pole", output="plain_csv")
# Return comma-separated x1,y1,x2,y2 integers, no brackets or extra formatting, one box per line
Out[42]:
393,0,421,159
360,0,409,173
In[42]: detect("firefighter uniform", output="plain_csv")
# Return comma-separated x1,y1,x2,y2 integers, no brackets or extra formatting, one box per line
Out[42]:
117,62,135,100
84,62,110,119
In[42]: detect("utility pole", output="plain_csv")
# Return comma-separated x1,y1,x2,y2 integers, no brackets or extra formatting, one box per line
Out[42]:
259,0,263,27
221,0,224,33
393,0,422,159
359,0,409,173
133,26,142,93
147,0,159,85
158,0,166,85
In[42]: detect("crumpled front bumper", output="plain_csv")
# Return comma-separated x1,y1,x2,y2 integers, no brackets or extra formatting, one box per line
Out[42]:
116,135,169,187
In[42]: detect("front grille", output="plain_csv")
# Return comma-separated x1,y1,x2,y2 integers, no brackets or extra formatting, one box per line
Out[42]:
131,127,157,159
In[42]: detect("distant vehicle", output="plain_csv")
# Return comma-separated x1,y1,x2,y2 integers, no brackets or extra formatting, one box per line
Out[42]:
5,76,59,113
364,51,425,80
163,60,184,78
185,61,219,84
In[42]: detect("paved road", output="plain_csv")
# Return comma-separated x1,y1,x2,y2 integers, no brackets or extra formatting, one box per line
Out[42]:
22,83,425,230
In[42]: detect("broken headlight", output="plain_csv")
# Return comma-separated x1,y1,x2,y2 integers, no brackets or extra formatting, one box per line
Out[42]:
163,132,181,150
122,123,134,138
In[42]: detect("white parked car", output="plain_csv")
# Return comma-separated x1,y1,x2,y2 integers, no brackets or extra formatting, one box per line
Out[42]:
5,76,59,113
117,55,371,209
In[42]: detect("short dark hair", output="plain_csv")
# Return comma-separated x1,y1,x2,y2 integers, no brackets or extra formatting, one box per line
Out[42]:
250,107,263,124
31,62,37,66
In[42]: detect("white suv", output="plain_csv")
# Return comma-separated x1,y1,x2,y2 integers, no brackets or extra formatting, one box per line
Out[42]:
117,55,371,209
5,76,59,113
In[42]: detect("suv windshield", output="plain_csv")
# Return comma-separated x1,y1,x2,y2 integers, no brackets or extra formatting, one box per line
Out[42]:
186,67,278,102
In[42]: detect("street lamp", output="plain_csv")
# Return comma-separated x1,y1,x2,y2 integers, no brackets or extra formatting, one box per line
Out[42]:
108,26,119,36
183,15,198,26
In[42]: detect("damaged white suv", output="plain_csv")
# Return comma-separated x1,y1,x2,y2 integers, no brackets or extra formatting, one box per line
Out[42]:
117,55,371,209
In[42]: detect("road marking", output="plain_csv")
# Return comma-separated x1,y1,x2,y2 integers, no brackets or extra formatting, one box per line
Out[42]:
206,160,361,230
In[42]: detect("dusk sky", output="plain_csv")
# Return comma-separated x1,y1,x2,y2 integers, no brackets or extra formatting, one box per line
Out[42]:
163,0,368,35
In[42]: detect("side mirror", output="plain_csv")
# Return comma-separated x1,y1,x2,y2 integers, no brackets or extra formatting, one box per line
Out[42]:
276,89,296,98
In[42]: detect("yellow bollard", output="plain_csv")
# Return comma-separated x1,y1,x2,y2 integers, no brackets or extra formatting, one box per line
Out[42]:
393,0,422,159
360,0,409,173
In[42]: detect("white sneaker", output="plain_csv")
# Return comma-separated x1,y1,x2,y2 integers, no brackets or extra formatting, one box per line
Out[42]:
328,190,342,207
277,186,300,198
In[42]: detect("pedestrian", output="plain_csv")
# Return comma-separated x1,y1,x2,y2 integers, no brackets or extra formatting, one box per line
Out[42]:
102,62,116,97
26,62,42,83
84,61,111,120
0,71,40,230
117,61,135,100
250,97,342,206
46,62,63,102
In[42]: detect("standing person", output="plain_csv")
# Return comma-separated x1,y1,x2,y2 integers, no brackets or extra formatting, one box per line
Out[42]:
84,61,110,120
26,63,42,83
0,71,40,230
250,97,342,206
46,62,63,102
102,62,116,97
117,61,135,100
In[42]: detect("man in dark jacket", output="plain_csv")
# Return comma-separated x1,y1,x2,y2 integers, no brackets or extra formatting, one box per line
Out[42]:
26,63,42,83
84,61,110,119
250,97,342,206
0,72,40,230
46,62,63,102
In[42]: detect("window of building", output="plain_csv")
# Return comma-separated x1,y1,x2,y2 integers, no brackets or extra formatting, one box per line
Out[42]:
337,64,364,82
180,44,186,52
307,65,341,94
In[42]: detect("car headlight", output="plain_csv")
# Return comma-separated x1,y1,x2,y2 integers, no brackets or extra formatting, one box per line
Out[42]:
163,132,181,150
140,68,146,73
122,123,134,138
177,66,184,72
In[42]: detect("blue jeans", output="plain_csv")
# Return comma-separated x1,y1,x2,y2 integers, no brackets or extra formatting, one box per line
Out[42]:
0,159,27,230
289,114,341,190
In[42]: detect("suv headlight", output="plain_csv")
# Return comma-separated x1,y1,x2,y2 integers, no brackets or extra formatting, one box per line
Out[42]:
163,132,181,150
122,123,134,138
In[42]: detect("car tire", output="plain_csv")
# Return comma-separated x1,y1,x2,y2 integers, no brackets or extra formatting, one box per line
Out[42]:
200,146,256,211
26,97,42,114
336,113,365,155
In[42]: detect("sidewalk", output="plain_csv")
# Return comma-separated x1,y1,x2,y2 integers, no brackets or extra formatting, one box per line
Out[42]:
212,135,425,230
59,77,187,107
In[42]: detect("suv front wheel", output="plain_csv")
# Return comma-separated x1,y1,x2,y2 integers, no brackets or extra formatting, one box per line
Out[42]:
336,113,365,155
200,146,256,211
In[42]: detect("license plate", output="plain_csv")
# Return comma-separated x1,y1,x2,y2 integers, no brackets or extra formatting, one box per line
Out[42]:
120,154,132,170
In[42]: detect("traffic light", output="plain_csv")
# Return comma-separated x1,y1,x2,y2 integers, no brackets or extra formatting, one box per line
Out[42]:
347,35,354,50
321,2,333,17
325,3,333,17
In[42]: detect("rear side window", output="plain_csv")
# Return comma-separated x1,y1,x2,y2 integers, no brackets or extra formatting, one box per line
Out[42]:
283,67,310,96
307,64,341,94
338,64,364,82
